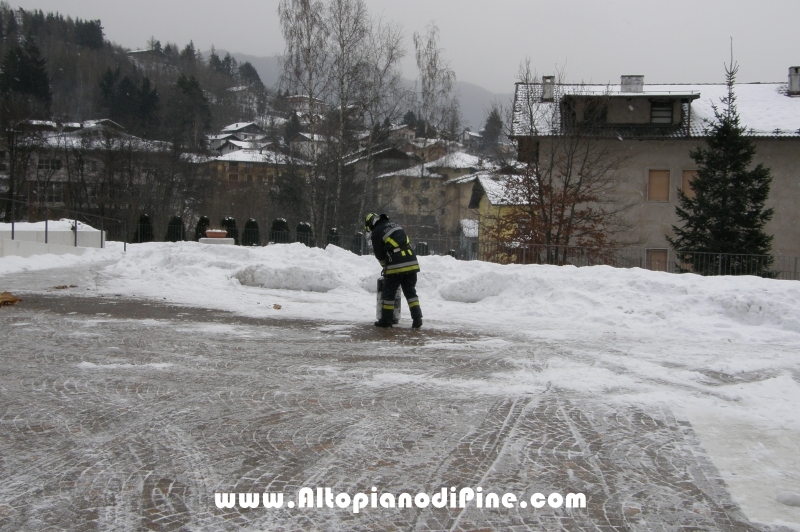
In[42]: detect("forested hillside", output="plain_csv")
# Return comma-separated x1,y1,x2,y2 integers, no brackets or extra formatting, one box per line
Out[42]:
0,3,270,144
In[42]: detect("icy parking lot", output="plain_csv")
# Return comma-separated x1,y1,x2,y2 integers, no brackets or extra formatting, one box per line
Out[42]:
1,243,800,530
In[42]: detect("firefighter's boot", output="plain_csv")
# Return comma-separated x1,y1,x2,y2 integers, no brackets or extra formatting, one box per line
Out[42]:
375,308,394,328
410,305,423,329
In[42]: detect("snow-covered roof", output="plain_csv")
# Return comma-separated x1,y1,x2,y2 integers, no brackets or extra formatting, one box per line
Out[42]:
221,122,264,133
36,130,171,153
182,153,215,164
460,219,478,238
344,146,415,166
208,133,241,141
453,169,529,206
376,164,444,179
425,152,489,170
215,149,308,166
476,173,518,205
513,82,800,138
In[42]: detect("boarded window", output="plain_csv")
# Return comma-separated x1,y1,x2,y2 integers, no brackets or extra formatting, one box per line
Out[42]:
682,170,697,199
229,174,239,182
246,175,253,182
651,101,673,124
648,170,670,202
646,249,669,272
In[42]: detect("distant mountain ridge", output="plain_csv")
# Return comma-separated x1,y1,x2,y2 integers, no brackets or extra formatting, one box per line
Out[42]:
213,50,513,130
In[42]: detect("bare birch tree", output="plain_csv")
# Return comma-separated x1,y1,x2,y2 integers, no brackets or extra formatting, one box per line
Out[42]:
278,0,330,238
413,23,458,145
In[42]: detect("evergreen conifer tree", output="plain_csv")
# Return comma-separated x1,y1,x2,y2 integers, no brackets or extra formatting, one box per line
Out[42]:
667,61,774,276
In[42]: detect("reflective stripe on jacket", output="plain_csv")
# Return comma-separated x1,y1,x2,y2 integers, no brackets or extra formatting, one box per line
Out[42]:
370,217,420,275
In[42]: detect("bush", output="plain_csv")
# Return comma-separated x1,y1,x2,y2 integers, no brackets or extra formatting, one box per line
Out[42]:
242,219,260,246
132,214,153,243
296,222,313,247
165,216,186,242
220,216,239,245
327,227,340,247
194,216,210,241
270,218,291,243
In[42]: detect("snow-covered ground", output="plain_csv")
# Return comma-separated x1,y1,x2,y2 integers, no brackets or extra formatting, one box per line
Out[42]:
2,241,800,528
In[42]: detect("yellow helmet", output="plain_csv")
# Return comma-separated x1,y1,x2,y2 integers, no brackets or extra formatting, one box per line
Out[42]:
364,212,379,231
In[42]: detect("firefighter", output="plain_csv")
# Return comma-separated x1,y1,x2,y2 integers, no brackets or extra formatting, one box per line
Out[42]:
365,213,423,328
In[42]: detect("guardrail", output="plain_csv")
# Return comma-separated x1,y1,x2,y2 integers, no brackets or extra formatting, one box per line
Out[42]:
1,197,128,251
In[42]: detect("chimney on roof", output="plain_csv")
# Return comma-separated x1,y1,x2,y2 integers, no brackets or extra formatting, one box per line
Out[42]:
621,75,644,93
789,67,800,96
542,76,555,102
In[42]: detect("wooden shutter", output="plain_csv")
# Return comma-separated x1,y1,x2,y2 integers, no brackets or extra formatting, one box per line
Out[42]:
646,249,669,271
648,170,670,202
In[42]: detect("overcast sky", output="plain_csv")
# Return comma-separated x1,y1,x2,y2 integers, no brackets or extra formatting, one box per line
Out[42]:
13,0,800,93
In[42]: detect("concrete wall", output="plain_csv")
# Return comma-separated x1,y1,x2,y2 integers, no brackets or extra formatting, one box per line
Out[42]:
608,137,800,256
0,230,104,248
0,238,91,258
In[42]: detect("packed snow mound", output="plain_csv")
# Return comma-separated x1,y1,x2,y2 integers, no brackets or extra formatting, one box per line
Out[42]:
777,491,800,507
439,271,515,303
103,241,380,295
235,265,341,292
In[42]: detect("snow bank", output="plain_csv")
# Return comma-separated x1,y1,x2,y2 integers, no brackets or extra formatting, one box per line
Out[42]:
0,243,122,275
0,219,100,232
6,240,800,340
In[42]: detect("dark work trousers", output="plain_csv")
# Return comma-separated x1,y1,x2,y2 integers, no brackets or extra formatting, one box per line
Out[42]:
381,272,422,322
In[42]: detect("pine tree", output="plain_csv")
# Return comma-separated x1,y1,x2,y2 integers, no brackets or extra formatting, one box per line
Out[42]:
667,61,774,276
483,106,503,147
0,38,52,114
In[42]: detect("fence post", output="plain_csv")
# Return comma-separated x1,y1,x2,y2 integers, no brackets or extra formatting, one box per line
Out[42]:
124,222,127,253
45,219,48,244
717,254,722,276
100,217,104,249
74,212,78,247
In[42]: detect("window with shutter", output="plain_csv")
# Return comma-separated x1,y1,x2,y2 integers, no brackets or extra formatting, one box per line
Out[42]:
648,169,670,202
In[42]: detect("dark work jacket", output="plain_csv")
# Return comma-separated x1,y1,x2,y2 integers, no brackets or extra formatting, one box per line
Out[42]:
370,216,420,275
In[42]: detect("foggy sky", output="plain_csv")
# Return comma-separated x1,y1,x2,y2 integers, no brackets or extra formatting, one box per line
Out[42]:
12,0,800,93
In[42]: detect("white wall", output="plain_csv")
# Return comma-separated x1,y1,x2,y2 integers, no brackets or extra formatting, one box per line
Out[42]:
0,230,104,248
0,238,91,258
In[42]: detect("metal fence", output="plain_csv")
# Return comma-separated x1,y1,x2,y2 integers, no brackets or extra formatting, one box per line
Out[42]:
1,198,128,251
5,199,796,281
372,237,800,281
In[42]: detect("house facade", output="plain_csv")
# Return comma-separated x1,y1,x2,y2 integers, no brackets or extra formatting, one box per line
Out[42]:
510,70,800,257
210,149,307,186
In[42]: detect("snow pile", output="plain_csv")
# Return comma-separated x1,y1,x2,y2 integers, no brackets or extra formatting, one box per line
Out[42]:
83,241,800,344
0,219,100,232
0,243,122,276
